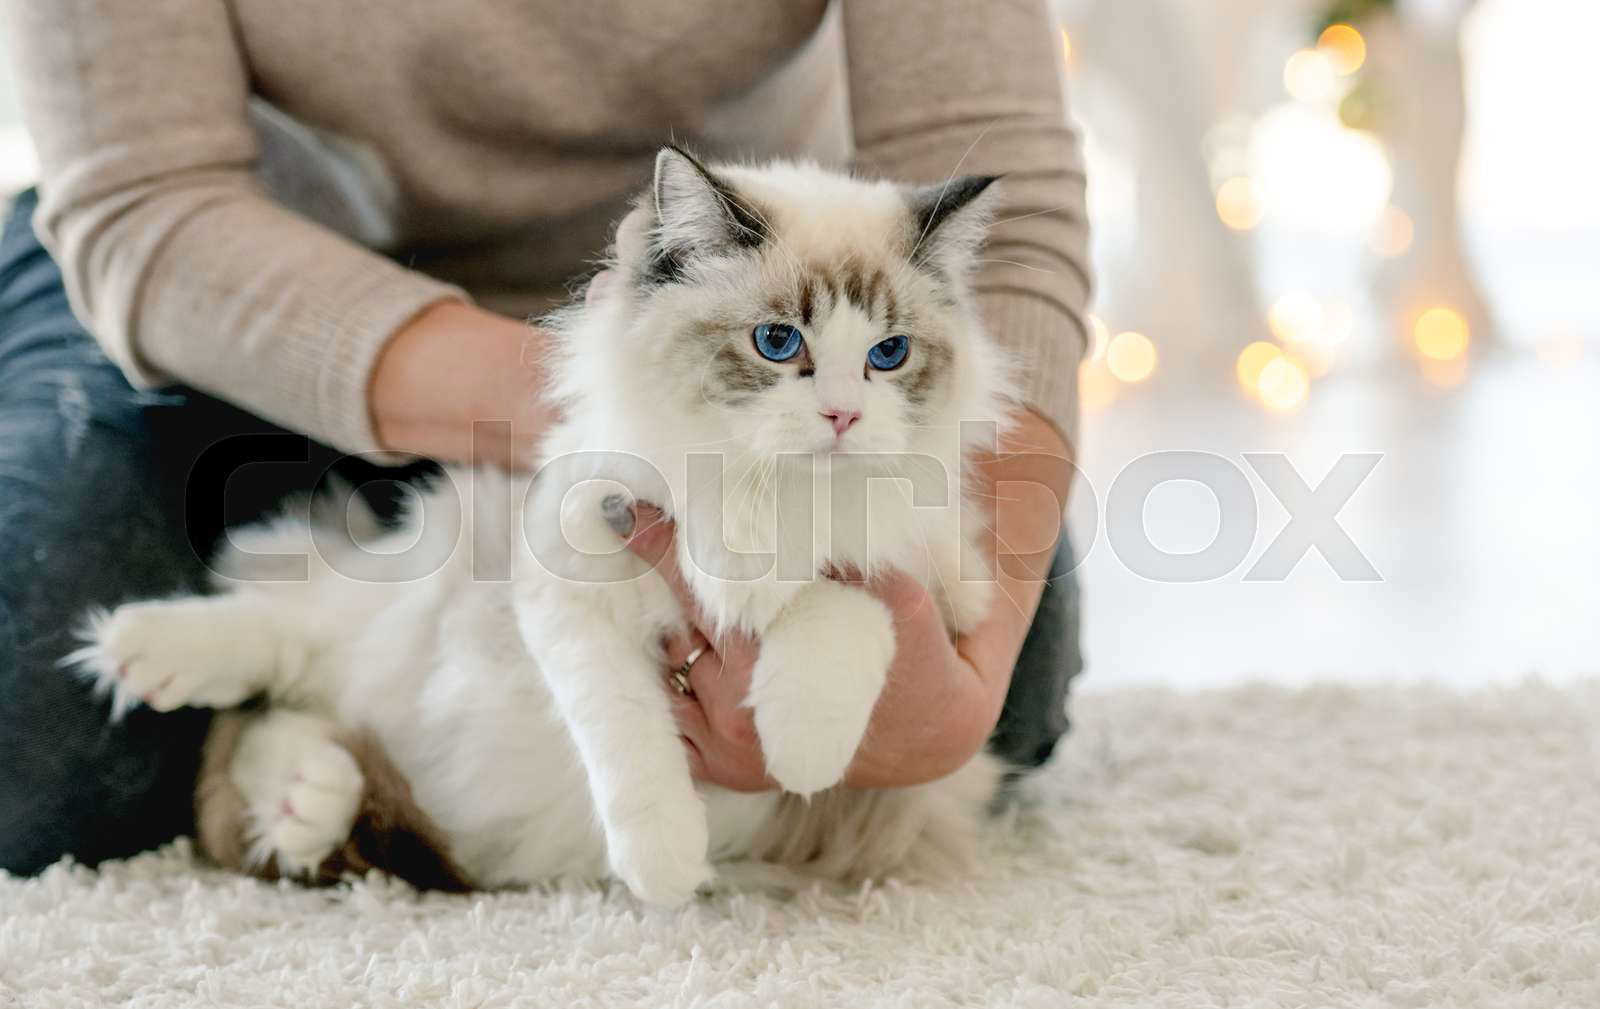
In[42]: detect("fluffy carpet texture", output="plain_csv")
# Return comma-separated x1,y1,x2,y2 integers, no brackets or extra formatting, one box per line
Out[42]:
3,683,1598,1008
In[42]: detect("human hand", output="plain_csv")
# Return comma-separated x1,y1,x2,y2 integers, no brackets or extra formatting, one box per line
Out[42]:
368,301,557,469
617,504,1002,791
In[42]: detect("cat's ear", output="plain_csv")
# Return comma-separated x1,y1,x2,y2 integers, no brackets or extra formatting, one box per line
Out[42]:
648,146,767,276
906,175,1001,278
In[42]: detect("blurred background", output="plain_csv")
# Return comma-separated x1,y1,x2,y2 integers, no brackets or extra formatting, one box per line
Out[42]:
1057,0,1599,688
0,0,1593,690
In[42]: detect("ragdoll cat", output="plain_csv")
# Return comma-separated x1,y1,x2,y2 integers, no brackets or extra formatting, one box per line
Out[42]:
73,147,1019,904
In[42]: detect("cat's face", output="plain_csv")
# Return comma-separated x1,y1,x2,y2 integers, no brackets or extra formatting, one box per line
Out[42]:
612,149,1009,462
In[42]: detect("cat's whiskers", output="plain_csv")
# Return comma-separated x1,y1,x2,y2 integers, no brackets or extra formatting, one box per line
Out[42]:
890,122,998,293
970,258,1063,278
961,511,1035,622
988,203,1083,228
879,469,961,627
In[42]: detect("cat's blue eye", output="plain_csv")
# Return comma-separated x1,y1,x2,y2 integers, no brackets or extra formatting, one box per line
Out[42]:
867,335,910,371
753,323,804,362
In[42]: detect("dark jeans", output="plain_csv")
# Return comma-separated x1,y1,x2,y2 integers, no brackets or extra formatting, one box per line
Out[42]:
0,188,1082,876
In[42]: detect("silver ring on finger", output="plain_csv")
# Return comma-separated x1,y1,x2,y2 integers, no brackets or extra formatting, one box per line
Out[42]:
671,644,705,697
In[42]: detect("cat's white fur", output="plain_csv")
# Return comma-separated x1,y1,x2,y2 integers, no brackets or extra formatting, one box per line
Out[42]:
72,151,1019,904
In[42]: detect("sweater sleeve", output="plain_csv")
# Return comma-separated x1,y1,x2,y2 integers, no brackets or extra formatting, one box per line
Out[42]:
840,0,1091,451
1,0,465,455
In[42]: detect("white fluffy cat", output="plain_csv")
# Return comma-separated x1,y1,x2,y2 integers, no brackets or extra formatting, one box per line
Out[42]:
73,147,1019,904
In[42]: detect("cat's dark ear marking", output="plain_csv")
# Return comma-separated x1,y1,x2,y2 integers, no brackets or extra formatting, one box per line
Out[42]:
649,145,768,281
912,175,999,243
907,174,1002,273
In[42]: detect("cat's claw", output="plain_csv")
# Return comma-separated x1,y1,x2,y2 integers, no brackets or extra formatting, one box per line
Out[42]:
71,601,263,715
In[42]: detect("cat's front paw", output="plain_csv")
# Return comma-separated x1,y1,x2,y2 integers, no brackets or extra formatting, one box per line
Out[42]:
606,796,713,907
749,583,896,797
69,601,263,716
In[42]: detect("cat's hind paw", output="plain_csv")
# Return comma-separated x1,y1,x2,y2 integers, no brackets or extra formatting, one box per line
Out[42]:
234,712,365,876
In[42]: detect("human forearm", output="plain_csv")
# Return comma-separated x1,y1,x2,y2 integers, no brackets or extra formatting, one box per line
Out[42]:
843,408,1076,788
368,301,554,468
8,0,472,456
957,408,1077,693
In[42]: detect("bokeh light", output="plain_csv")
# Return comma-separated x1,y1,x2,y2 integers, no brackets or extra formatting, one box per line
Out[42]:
1269,292,1323,343
1087,314,1110,362
1317,24,1367,76
1079,357,1118,412
1236,341,1283,389
1413,307,1471,360
1299,302,1349,375
1216,176,1265,230
1060,28,1072,67
1284,49,1339,103
1106,331,1157,383
1257,355,1310,410
1370,206,1416,258
1251,104,1393,235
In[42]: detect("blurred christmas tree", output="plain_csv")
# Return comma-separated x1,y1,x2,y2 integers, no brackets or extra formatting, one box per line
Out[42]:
1315,0,1395,34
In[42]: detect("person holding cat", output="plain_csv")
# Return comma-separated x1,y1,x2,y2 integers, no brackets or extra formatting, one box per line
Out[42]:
0,0,1088,881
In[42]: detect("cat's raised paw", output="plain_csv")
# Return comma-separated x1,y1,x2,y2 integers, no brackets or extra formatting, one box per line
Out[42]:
748,583,896,797
69,601,265,716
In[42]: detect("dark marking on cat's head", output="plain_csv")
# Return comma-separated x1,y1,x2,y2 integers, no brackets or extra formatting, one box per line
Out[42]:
799,275,817,326
881,283,900,332
841,261,892,321
896,340,955,416
642,146,771,290
840,261,868,314
906,175,1001,279
640,246,687,287
711,344,780,396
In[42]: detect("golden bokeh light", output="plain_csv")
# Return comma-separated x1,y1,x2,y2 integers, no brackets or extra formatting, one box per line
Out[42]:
1413,307,1470,361
1317,24,1367,76
1370,206,1415,258
1300,298,1351,375
1235,341,1283,390
1106,331,1158,383
1284,49,1338,103
1087,314,1110,362
1257,355,1310,410
1060,28,1073,66
1216,176,1265,231
1268,292,1323,344
1079,357,1118,412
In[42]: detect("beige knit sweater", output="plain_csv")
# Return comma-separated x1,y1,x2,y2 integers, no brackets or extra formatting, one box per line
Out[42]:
3,0,1089,455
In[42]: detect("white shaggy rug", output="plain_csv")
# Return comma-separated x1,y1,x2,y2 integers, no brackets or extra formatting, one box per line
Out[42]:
4,683,1599,1008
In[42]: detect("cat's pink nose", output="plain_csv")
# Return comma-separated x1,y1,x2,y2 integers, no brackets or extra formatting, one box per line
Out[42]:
820,408,861,437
